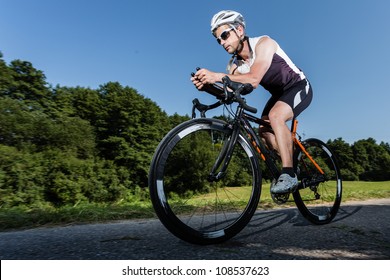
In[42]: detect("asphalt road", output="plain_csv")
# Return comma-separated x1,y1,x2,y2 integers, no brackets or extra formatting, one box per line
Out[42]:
1,199,389,260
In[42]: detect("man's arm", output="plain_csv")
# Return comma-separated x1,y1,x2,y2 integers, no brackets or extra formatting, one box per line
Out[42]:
191,37,277,89
243,36,277,87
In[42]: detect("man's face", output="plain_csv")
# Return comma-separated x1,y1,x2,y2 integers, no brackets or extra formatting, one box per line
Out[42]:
214,24,242,54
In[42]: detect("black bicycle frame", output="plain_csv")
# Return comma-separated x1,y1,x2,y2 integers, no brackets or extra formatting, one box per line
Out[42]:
240,112,281,179
207,105,281,182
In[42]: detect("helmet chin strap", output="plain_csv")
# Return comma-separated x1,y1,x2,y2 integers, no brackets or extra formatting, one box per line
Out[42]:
230,24,247,57
227,35,249,74
233,35,248,58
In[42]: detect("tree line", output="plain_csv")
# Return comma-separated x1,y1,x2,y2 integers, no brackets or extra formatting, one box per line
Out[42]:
0,52,389,208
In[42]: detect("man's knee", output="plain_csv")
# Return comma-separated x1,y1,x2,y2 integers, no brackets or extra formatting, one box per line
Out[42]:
269,106,293,125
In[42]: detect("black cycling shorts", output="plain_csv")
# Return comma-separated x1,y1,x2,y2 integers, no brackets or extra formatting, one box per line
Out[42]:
261,79,313,118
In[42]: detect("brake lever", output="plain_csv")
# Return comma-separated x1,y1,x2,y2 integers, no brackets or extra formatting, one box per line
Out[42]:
222,76,254,95
221,76,257,113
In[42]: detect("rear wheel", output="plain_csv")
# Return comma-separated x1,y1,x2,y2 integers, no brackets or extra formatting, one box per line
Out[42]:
149,118,261,244
293,138,342,224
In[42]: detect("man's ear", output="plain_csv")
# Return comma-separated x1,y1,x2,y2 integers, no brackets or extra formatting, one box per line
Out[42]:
236,25,245,37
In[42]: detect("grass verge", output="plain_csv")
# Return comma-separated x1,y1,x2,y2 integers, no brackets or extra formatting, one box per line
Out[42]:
0,181,389,231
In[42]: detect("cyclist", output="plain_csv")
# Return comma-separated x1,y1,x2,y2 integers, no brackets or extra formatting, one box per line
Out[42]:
191,10,313,194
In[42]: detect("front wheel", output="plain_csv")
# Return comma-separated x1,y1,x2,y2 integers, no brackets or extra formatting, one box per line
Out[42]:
148,118,261,245
293,138,342,224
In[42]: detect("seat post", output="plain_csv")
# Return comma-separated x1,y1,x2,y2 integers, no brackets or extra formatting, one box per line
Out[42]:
291,118,298,138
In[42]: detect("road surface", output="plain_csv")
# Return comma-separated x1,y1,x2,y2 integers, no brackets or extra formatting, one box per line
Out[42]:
1,199,389,259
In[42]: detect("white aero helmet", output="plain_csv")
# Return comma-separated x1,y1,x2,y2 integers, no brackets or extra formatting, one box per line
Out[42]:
210,10,246,33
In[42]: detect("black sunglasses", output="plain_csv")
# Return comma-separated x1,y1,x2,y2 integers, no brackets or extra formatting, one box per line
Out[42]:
216,27,234,44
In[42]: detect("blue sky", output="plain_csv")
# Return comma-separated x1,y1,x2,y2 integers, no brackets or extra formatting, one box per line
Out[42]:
1,0,389,144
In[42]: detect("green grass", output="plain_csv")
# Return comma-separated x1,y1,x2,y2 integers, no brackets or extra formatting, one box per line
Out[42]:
258,180,390,208
341,181,390,200
0,202,156,231
0,181,389,231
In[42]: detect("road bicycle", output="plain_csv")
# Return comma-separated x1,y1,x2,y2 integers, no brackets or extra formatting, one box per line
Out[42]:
148,71,342,245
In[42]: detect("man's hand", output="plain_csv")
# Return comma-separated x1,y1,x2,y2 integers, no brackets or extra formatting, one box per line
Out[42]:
191,68,223,90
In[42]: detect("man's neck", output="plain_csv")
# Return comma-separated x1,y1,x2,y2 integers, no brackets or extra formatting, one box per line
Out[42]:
237,39,251,61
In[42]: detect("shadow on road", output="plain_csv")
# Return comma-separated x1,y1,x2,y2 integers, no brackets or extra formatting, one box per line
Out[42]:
0,202,389,260
209,203,390,259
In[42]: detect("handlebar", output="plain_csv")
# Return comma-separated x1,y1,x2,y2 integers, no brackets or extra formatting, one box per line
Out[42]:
221,76,257,113
191,68,257,114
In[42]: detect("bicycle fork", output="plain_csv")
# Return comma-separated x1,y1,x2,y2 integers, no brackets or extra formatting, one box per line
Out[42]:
207,122,240,182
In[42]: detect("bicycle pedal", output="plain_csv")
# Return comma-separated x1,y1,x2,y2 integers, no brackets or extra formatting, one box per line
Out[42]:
270,179,290,204
271,193,290,204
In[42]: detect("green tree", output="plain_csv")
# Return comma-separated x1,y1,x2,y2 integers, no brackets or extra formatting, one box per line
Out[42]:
4,60,52,111
352,138,390,181
327,138,361,180
97,82,169,189
168,113,190,128
0,145,46,207
0,96,96,157
0,52,13,96
42,150,128,206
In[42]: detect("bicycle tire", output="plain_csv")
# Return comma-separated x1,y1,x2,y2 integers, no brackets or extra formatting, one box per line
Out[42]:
149,118,261,245
293,138,342,224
